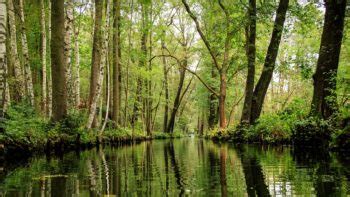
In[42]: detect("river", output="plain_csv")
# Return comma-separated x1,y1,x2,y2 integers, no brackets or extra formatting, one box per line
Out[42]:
1,138,349,196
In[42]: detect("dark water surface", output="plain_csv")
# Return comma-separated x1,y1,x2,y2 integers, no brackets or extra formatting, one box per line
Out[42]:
1,138,349,196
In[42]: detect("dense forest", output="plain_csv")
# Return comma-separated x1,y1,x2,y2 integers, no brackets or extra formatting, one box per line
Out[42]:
0,0,349,152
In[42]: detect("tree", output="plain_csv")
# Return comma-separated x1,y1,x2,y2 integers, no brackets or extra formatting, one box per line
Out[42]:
40,0,47,115
86,0,108,129
0,0,7,116
182,0,234,129
112,0,121,126
18,0,35,106
241,0,256,124
250,0,289,124
51,0,68,122
64,0,74,107
310,0,347,119
7,0,25,102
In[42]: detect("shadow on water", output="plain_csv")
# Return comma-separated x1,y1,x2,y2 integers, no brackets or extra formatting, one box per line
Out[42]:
1,139,349,196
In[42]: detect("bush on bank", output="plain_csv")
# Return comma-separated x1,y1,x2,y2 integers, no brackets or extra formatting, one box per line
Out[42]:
209,99,350,150
0,104,184,153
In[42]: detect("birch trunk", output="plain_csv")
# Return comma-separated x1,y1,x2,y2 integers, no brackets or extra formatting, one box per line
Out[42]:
86,0,108,129
64,0,74,107
48,1,52,117
18,0,35,106
7,0,25,101
40,0,47,115
0,0,8,116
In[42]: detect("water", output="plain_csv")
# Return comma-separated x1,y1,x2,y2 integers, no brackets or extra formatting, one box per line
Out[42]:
1,138,349,196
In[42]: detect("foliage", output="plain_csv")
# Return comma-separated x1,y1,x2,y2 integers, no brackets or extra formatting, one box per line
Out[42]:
292,117,333,147
0,103,48,150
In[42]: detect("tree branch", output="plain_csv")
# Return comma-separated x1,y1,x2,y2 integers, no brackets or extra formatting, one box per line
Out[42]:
182,0,221,71
150,54,219,97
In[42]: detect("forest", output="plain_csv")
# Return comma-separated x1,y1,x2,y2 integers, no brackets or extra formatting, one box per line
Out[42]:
0,0,349,152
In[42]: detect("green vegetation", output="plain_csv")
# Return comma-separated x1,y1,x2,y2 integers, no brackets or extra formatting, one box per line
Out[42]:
0,0,349,154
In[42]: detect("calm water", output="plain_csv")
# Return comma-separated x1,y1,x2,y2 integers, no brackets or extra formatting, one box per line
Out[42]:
1,138,349,196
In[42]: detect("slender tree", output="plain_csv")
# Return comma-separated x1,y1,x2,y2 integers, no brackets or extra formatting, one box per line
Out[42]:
0,0,7,116
241,0,256,124
51,0,68,121
87,0,109,129
310,0,347,119
7,0,25,102
18,0,35,106
250,0,289,124
112,0,121,126
40,0,47,115
64,0,74,107
182,0,233,129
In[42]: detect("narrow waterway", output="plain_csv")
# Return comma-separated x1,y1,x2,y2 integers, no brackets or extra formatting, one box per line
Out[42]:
1,138,349,196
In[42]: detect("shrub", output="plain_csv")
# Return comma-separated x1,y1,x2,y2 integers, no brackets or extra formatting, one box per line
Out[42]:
1,103,48,150
292,117,333,147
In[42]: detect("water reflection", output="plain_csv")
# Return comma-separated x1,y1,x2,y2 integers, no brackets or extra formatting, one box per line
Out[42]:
1,139,349,196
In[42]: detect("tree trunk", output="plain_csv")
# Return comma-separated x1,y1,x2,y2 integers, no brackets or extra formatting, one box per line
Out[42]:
40,0,47,115
310,0,347,119
208,67,218,129
112,0,121,126
250,0,289,124
73,16,80,108
167,67,186,133
86,0,107,129
241,0,256,124
161,35,169,133
18,0,35,106
48,1,52,117
64,0,74,107
7,0,25,102
51,0,68,122
131,2,148,129
218,72,227,128
0,0,7,116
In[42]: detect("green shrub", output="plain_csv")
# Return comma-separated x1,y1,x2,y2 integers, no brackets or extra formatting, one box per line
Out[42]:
1,103,48,149
292,117,332,147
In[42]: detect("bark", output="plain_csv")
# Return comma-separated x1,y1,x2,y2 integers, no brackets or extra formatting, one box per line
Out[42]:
64,0,74,107
166,66,186,133
7,0,25,101
51,0,68,122
208,67,218,129
18,0,35,106
48,1,52,117
161,35,169,133
218,72,227,128
0,0,7,116
112,0,121,126
250,0,289,124
40,0,47,115
73,16,80,107
241,0,256,124
86,0,107,129
310,0,347,119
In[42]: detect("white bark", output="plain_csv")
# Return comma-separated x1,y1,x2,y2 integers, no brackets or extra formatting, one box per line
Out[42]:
0,0,8,115
86,0,109,129
8,0,25,99
40,0,47,115
19,0,35,106
65,0,74,107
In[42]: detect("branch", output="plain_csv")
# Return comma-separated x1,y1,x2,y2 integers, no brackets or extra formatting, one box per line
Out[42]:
182,0,221,71
150,54,219,97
